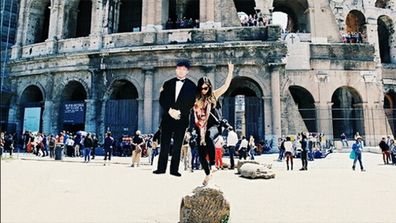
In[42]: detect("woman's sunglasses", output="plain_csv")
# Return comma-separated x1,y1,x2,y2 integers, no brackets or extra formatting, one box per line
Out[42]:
201,87,209,90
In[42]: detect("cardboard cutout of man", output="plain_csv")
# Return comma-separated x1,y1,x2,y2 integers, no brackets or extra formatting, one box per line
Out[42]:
153,60,197,176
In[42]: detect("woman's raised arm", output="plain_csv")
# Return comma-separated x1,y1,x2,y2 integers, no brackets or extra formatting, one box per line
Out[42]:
213,62,234,99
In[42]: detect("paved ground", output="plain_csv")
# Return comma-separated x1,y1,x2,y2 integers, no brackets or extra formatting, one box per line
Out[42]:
1,152,395,223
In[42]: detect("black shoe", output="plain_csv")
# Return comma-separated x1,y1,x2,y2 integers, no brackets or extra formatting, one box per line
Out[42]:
153,170,165,174
170,172,182,177
299,168,305,171
352,166,355,171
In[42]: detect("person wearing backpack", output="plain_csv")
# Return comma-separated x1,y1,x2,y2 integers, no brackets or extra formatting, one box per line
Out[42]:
352,136,365,171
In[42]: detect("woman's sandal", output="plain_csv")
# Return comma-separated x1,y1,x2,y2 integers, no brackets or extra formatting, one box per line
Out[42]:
202,175,211,186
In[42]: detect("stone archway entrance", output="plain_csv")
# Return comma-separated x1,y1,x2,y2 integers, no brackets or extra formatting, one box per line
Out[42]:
384,90,396,136
117,0,143,32
289,86,317,133
59,81,87,134
345,10,367,42
26,0,50,44
378,15,394,64
105,80,138,140
20,85,44,133
331,86,365,139
222,77,264,141
273,0,310,33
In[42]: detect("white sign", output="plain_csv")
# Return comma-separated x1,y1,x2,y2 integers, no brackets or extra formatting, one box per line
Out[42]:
23,107,41,132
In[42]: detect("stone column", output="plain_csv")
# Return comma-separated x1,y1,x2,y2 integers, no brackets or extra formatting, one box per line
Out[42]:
200,0,218,28
11,0,27,59
8,104,19,133
89,0,104,50
46,0,60,54
84,99,96,133
270,64,283,150
143,67,154,133
42,101,54,134
142,0,167,31
365,17,381,64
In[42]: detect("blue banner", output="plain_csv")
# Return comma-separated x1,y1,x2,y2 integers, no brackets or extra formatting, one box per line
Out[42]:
63,102,85,124
23,107,41,132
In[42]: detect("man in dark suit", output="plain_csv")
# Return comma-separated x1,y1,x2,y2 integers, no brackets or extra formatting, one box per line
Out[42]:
153,60,197,176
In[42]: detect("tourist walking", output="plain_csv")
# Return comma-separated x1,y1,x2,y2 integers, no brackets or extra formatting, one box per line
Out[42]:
193,62,233,185
226,127,238,169
284,137,294,170
248,135,255,160
352,136,365,171
390,139,396,165
103,132,114,165
214,135,224,170
300,133,308,171
379,137,390,164
238,136,248,160
131,130,144,167
48,135,56,158
83,134,93,163
153,60,197,177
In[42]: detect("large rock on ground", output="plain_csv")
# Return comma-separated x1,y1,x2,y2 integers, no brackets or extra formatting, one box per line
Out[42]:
236,160,260,174
239,163,275,179
180,186,230,223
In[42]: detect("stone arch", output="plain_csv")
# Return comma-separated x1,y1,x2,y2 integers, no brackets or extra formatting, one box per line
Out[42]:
233,0,256,16
117,0,143,33
25,0,51,44
19,84,45,105
377,15,395,64
331,86,365,140
345,10,367,42
106,79,139,100
168,0,200,28
288,85,317,133
63,0,92,38
222,76,264,141
375,0,392,9
272,0,310,33
384,90,396,136
56,77,91,100
103,79,139,141
61,80,88,101
19,85,45,133
103,76,142,100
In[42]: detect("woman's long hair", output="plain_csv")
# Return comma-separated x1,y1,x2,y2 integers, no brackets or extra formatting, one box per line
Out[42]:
196,77,216,106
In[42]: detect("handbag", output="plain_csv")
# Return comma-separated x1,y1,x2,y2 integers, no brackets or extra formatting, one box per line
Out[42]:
135,145,142,153
349,150,356,160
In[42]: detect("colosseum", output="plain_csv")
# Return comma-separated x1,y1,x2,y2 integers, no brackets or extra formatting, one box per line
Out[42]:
6,0,396,146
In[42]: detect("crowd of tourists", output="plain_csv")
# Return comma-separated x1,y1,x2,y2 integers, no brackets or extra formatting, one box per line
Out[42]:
165,17,200,29
341,31,364,43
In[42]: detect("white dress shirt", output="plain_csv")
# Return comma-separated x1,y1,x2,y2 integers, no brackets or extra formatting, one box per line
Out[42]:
175,80,184,102
227,131,238,146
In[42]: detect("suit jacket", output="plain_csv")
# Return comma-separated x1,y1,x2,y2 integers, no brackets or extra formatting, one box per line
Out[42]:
160,77,197,128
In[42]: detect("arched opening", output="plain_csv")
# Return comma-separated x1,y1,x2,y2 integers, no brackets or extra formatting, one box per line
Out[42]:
272,11,288,32
375,0,391,9
384,91,396,136
63,0,92,38
222,77,264,142
76,0,92,37
105,80,139,141
20,85,44,133
377,15,393,63
331,87,365,140
25,0,51,44
118,0,143,32
273,0,310,33
59,81,87,134
167,0,199,29
289,86,317,133
345,10,367,42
